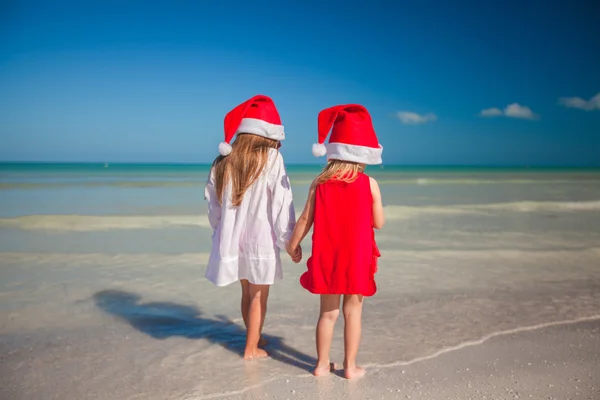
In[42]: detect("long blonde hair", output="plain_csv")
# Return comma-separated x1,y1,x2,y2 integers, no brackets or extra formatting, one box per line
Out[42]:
314,159,365,185
212,134,279,206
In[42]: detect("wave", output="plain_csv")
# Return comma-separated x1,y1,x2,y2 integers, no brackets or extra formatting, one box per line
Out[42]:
1,200,598,232
384,200,600,220
0,252,212,266
379,178,596,185
0,181,202,189
2,178,600,190
470,200,600,211
0,215,211,231
290,178,600,185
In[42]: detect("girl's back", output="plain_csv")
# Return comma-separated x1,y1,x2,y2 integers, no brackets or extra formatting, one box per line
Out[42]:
205,94,296,360
301,172,379,296
287,102,384,377
205,147,295,287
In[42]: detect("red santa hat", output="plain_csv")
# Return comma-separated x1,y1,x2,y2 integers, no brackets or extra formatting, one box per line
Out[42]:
219,95,285,156
313,104,383,165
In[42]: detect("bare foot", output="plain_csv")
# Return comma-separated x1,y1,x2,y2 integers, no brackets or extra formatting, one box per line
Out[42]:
344,366,365,379
313,362,337,376
243,348,268,360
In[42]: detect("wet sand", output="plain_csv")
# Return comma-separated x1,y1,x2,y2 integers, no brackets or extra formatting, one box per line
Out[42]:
241,319,600,400
1,244,599,399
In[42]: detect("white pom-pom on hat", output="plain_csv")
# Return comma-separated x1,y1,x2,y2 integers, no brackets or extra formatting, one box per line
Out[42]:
218,142,233,156
312,143,327,157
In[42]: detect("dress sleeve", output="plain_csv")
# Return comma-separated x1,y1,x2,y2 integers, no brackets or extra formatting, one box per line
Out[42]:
204,167,221,230
269,154,296,250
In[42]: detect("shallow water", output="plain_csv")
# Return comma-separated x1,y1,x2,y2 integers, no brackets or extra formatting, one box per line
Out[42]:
1,164,600,399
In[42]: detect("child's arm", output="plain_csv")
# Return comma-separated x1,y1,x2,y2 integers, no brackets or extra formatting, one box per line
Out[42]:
204,168,221,230
369,177,385,229
286,180,317,262
269,154,296,251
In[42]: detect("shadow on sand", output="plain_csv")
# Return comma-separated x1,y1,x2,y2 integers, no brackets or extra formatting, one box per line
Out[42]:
93,289,316,372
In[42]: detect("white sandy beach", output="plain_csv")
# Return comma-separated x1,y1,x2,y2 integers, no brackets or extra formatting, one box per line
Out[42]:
1,168,600,399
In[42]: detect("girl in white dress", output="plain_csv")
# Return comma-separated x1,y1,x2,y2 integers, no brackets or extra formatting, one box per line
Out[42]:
204,95,299,360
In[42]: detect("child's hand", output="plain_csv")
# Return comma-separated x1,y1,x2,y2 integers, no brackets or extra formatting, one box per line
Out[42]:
291,245,302,263
286,242,302,263
287,244,301,263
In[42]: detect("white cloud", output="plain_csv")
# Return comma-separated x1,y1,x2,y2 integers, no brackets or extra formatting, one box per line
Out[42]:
396,111,437,125
479,103,539,120
558,92,600,111
480,107,503,117
504,103,538,120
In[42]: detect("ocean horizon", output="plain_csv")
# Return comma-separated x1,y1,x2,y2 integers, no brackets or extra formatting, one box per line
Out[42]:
2,161,600,168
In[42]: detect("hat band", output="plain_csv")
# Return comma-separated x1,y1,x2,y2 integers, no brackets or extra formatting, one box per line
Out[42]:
236,118,285,141
326,142,383,165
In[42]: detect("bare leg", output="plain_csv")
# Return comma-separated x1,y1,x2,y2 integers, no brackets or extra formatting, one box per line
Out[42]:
240,279,250,328
243,283,270,360
241,280,267,347
342,294,365,379
314,294,341,376
258,285,269,346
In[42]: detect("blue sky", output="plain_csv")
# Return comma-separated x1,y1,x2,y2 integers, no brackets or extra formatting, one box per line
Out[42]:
1,0,599,165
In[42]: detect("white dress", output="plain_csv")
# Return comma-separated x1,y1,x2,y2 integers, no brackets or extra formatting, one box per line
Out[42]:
204,149,296,286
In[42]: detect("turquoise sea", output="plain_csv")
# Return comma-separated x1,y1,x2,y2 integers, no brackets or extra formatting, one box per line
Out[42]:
2,162,600,217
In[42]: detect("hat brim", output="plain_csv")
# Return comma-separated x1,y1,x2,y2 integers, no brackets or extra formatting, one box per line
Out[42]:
326,142,383,165
236,118,285,141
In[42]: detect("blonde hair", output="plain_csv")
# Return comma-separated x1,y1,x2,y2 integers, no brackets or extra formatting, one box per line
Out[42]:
314,159,365,185
212,133,279,206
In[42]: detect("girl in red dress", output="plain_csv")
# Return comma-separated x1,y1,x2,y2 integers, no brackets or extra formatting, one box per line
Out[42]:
287,104,385,379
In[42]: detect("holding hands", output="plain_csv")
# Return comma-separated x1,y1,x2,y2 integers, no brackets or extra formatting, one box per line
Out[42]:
286,181,317,265
286,242,302,263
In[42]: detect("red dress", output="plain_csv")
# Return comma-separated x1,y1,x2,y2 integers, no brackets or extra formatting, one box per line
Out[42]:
300,173,381,296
